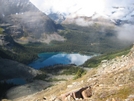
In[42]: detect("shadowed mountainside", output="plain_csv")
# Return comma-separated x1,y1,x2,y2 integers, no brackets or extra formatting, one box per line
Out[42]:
0,58,40,80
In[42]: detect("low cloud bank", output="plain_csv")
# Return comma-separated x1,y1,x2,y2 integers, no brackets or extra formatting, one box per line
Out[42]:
30,0,134,20
116,24,134,43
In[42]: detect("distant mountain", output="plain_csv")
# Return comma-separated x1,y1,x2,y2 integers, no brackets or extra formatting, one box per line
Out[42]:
30,0,134,25
51,10,134,26
0,0,64,43
62,13,115,26
48,12,65,24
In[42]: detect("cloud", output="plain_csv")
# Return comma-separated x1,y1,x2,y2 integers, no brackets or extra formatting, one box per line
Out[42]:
30,0,105,16
29,0,134,43
104,0,134,19
67,53,92,65
30,0,134,19
116,24,134,43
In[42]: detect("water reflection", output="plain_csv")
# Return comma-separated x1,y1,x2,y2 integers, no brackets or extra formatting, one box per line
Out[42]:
29,53,92,69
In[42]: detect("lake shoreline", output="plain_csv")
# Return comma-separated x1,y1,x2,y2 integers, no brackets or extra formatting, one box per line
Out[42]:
29,52,94,69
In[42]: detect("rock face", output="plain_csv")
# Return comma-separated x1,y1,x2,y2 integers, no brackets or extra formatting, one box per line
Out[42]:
0,0,64,43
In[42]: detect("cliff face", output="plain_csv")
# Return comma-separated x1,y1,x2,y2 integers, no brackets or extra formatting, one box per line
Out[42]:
6,45,134,101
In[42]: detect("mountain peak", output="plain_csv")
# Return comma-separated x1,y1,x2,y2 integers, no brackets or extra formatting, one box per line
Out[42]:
0,0,38,17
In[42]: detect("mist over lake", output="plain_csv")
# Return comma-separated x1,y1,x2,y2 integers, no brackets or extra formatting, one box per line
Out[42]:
29,52,93,69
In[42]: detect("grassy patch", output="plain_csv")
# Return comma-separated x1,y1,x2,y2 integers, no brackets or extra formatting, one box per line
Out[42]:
34,73,47,81
40,65,85,76
83,46,131,68
46,78,66,82
113,86,134,99
40,65,86,80
73,68,87,80
97,85,134,101
61,66,85,75
117,87,131,98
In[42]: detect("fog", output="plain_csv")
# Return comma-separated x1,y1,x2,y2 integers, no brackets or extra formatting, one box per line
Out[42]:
30,0,104,17
116,24,134,43
30,0,134,19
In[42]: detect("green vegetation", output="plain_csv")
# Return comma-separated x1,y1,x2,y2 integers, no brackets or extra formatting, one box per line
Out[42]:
46,78,66,82
0,24,132,65
0,46,37,64
73,68,86,80
83,46,131,68
56,24,130,53
34,65,87,81
0,28,4,34
61,66,84,75
41,65,86,76
34,73,47,81
0,24,133,100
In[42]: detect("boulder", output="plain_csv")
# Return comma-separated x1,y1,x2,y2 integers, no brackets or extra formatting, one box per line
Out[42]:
73,86,92,99
81,86,92,99
57,86,92,101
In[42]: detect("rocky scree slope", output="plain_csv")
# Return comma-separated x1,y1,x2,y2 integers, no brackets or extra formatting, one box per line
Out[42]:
0,0,64,43
7,45,134,101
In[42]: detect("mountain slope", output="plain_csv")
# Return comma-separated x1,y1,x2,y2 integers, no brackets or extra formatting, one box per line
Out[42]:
0,0,64,43
0,58,40,80
6,45,134,101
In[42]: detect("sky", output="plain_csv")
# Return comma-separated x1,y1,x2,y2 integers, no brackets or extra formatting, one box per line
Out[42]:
30,0,134,19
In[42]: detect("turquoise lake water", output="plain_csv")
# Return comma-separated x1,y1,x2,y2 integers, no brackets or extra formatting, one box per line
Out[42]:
2,53,94,84
29,52,93,69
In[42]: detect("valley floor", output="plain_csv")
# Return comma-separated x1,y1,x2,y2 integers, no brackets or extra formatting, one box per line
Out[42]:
2,46,134,101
